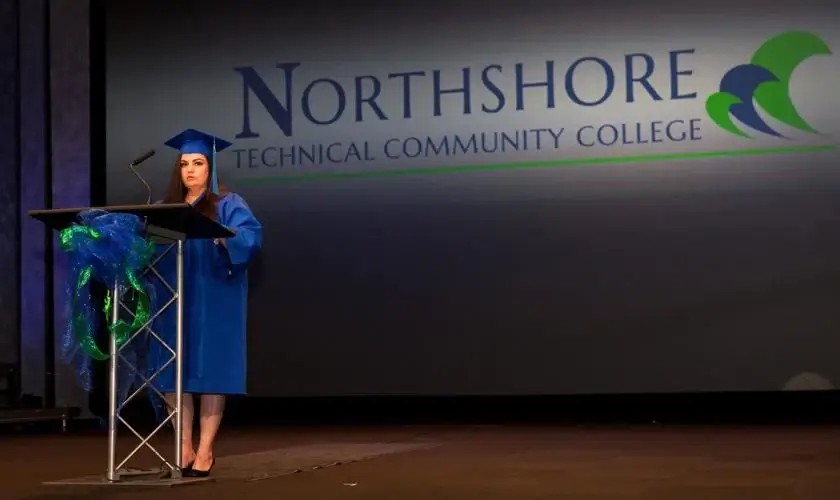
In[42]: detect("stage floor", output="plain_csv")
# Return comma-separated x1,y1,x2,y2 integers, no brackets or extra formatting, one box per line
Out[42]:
4,425,840,499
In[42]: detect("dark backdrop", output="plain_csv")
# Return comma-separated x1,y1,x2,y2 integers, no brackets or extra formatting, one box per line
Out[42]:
0,0,836,428
102,0,840,402
0,0,95,415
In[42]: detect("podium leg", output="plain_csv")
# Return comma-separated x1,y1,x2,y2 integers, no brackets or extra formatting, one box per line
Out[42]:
173,240,185,477
107,281,120,482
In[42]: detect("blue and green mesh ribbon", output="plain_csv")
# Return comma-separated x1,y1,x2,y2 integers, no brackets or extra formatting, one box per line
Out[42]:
58,210,155,368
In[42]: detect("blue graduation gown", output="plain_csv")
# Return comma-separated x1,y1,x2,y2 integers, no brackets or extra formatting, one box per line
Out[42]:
147,193,262,395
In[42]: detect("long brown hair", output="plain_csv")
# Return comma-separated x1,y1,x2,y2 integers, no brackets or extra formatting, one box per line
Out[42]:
162,154,228,220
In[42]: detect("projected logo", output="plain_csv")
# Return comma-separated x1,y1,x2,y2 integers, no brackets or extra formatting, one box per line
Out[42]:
224,28,837,182
706,31,832,138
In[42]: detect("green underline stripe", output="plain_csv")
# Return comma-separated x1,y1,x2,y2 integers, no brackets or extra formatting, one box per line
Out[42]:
236,145,836,184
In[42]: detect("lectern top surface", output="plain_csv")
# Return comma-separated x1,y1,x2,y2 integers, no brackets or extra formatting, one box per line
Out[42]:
29,202,188,214
28,203,233,239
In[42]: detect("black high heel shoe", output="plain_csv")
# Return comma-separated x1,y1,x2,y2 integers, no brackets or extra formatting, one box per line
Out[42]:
161,460,193,479
183,458,214,478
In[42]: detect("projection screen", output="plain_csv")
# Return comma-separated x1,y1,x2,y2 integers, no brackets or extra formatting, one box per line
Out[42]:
105,0,840,396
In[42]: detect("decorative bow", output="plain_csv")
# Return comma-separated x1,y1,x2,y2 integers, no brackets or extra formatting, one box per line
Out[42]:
58,210,155,361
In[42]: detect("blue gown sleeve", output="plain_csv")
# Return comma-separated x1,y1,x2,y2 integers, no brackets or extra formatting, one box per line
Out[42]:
213,193,262,273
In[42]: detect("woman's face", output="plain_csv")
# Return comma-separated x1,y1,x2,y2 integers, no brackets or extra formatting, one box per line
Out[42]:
180,153,209,191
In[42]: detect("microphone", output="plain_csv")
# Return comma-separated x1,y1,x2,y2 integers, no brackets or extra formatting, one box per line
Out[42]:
130,149,155,167
128,149,155,205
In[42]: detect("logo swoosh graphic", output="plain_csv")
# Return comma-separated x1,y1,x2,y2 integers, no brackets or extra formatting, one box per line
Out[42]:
718,64,782,137
751,31,831,133
706,30,831,138
705,92,749,138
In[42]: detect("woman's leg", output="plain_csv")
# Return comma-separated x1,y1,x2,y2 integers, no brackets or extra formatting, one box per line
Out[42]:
165,392,196,466
194,394,226,471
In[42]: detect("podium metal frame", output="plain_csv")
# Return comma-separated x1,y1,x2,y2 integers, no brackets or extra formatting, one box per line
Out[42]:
30,203,232,487
106,230,185,482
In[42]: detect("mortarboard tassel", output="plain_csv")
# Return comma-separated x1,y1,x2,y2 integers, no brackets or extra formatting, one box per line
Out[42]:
211,137,219,194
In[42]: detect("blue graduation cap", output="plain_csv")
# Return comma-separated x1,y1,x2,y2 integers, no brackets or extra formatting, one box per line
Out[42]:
164,129,233,194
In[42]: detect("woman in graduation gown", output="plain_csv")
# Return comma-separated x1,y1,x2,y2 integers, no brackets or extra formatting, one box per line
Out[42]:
146,128,262,477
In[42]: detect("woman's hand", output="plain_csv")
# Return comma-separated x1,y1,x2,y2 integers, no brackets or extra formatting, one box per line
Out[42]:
214,227,235,247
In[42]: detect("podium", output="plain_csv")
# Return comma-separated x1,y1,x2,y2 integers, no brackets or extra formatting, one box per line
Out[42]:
30,203,233,485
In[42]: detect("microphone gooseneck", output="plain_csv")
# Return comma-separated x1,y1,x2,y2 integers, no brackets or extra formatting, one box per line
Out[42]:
128,149,155,205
